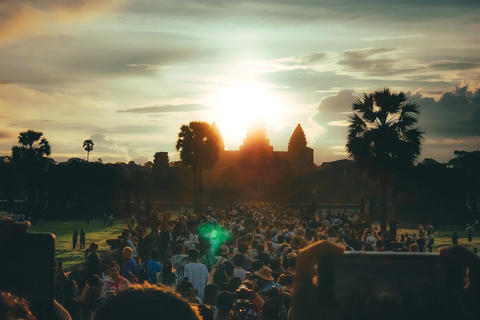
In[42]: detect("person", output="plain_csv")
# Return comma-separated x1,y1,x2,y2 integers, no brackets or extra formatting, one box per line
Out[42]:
63,279,89,320
82,275,102,319
388,216,397,240
426,234,434,253
230,243,252,269
121,232,137,259
121,247,138,281
102,214,108,228
171,244,189,284
466,223,474,242
108,214,114,228
79,230,86,250
147,250,162,284
157,259,177,287
215,291,234,320
254,266,282,294
93,285,201,320
202,284,220,315
72,230,78,250
184,248,209,300
426,223,434,235
200,243,218,273
86,242,101,281
102,263,130,296
416,235,426,252
452,232,459,245
232,253,247,281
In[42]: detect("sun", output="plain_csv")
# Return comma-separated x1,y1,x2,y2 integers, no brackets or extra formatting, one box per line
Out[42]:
211,82,286,149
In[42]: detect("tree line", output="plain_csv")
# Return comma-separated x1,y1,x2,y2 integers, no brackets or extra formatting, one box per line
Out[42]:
1,89,479,227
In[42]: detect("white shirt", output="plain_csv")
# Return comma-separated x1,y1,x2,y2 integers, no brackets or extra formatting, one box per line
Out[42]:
184,262,209,299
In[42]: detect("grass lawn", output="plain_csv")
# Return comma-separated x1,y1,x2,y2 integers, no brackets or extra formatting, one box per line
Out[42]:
373,223,480,253
28,219,125,269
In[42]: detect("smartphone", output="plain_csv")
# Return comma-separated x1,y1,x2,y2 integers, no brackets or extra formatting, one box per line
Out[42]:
0,233,55,320
318,252,448,307
245,271,252,280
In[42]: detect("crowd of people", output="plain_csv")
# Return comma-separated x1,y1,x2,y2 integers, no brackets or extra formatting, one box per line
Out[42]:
3,203,480,320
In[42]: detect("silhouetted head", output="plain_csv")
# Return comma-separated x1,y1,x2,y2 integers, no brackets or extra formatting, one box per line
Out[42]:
94,285,200,320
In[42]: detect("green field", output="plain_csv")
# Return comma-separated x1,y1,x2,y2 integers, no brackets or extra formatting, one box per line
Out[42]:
28,219,125,268
24,219,480,268
372,223,480,252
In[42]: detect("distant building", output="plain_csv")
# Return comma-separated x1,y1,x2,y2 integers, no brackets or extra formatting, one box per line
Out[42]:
213,121,314,175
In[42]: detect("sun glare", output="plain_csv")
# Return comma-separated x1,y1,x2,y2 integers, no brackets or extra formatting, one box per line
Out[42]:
212,82,286,149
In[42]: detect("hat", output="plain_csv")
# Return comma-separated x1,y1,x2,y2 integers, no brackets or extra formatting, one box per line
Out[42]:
220,245,230,256
254,266,274,281
287,252,297,260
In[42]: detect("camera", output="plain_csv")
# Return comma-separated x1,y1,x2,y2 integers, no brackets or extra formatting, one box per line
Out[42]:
232,284,254,320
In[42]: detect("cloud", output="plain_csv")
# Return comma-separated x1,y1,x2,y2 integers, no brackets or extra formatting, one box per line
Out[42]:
362,34,424,42
0,131,13,140
0,0,127,45
118,104,213,114
408,85,480,137
90,133,109,144
314,90,357,124
108,125,167,135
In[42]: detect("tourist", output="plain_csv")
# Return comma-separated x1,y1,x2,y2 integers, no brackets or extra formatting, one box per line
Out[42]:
200,243,218,273
157,259,177,287
79,229,86,250
254,266,283,294
108,214,114,228
184,248,209,299
171,244,189,284
94,285,200,320
102,264,130,296
146,250,162,284
86,242,101,281
452,231,459,245
232,253,247,281
72,230,78,250
466,223,474,242
121,247,138,281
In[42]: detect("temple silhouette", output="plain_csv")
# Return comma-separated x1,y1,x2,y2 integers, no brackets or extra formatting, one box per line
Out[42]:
211,120,315,176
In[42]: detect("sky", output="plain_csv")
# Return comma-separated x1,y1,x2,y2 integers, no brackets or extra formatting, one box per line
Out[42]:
1,0,479,165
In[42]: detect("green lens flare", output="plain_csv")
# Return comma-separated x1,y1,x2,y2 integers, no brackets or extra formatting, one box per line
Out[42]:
198,223,231,253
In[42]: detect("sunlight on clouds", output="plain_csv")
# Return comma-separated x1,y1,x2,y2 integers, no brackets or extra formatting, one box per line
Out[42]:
0,0,127,45
328,120,350,127
330,145,348,156
303,117,327,146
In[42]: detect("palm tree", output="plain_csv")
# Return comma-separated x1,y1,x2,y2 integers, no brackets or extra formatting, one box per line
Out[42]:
346,88,424,231
83,139,94,162
11,130,51,218
176,122,220,214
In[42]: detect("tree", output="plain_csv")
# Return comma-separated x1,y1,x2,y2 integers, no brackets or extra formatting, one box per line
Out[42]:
11,130,51,218
346,88,424,231
0,156,25,213
176,122,220,214
83,139,94,162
